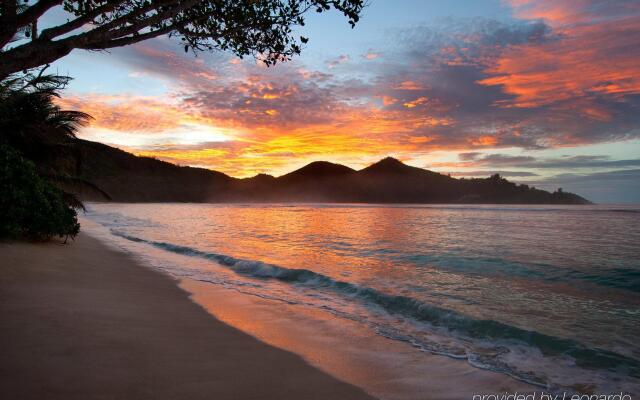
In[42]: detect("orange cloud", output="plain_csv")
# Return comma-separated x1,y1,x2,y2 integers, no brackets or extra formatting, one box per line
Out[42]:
380,95,398,106
395,81,422,91
60,85,461,177
56,95,188,132
470,135,499,146
403,97,429,108
362,49,380,60
59,7,640,177
480,1,640,110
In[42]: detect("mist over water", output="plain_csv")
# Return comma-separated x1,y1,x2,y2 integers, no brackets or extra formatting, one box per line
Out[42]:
84,203,640,394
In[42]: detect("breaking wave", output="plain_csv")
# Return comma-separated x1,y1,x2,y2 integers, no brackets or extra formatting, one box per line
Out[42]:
113,230,640,389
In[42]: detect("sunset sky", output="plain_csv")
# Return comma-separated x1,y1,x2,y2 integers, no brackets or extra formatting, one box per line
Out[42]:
47,0,640,202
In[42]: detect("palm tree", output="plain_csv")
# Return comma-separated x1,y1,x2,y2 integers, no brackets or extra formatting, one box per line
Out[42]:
0,70,110,210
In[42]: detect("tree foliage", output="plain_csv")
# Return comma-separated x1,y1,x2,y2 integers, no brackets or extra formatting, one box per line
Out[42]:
0,143,80,240
0,70,91,165
0,70,110,241
0,69,109,203
0,0,365,79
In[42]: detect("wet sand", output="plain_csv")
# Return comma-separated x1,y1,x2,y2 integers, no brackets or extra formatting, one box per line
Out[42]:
0,233,375,400
181,279,537,400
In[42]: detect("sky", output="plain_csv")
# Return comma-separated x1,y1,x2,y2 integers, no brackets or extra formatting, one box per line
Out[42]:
44,0,640,203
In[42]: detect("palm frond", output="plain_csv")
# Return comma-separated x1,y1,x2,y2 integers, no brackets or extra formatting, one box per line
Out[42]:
62,192,87,211
42,173,112,201
47,110,93,138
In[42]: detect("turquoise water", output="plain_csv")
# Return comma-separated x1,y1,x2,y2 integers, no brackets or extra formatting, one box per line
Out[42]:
85,203,640,393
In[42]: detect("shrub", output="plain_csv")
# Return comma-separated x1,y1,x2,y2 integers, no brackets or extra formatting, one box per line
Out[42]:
0,144,79,241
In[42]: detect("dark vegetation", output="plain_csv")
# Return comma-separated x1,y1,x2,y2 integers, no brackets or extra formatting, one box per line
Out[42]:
74,139,232,202
0,72,90,240
75,144,590,205
0,144,79,240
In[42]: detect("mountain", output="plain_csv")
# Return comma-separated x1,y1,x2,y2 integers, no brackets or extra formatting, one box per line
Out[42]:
281,161,356,181
360,156,423,175
72,139,590,204
71,139,232,202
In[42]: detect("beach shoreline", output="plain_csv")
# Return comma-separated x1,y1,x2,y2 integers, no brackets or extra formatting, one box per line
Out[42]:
0,217,543,400
0,233,376,400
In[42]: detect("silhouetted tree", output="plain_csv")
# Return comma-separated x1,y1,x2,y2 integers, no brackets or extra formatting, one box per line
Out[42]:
0,69,109,210
0,0,365,79
1,143,80,240
0,71,89,159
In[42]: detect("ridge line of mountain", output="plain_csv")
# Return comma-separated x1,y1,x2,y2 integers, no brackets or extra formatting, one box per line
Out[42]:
71,139,590,204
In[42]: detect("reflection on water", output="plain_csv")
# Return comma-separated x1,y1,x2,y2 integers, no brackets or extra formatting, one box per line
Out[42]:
84,203,640,394
179,278,533,400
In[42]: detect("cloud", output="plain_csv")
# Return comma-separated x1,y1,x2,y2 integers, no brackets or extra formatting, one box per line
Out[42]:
377,12,640,148
57,94,189,133
59,1,640,181
508,0,639,26
431,153,640,171
362,49,380,60
480,1,640,117
327,54,350,69
458,152,483,161
110,39,232,88
532,169,640,203
449,170,539,177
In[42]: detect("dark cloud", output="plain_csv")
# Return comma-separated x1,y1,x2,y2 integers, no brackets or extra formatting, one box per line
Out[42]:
67,1,640,189
182,74,346,128
364,10,640,149
458,152,482,161
469,154,536,165
111,39,233,87
107,8,640,152
457,153,640,169
449,170,539,177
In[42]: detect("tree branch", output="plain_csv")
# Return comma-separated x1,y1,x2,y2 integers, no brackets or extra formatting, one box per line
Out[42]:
83,0,180,39
40,1,120,40
89,0,198,39
16,0,62,29
0,0,366,80
80,22,176,49
0,0,19,47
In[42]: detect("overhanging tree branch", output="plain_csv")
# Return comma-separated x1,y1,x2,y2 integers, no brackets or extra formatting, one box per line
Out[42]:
0,0,18,46
79,22,176,49
16,0,62,29
0,0,366,80
39,1,119,40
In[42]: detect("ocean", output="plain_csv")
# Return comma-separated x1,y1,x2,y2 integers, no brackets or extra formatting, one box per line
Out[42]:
82,203,640,396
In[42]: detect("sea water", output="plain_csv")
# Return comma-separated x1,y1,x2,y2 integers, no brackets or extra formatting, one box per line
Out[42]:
83,203,640,395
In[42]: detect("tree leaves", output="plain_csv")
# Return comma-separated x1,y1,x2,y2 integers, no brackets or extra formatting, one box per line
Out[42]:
0,0,365,78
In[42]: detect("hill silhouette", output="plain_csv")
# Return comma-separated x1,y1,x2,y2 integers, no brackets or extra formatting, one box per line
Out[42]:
73,139,590,204
282,161,356,180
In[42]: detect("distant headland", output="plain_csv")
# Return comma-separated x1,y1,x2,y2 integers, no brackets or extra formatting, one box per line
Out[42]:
72,139,590,205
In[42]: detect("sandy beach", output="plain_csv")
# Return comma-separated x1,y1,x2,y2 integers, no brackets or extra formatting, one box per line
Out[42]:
0,233,375,400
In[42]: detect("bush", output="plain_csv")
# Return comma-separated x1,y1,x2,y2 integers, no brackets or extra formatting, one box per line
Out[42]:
0,144,79,241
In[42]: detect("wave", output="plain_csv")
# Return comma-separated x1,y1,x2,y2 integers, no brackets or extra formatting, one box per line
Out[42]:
89,208,640,293
112,230,640,383
607,209,640,214
393,253,640,293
